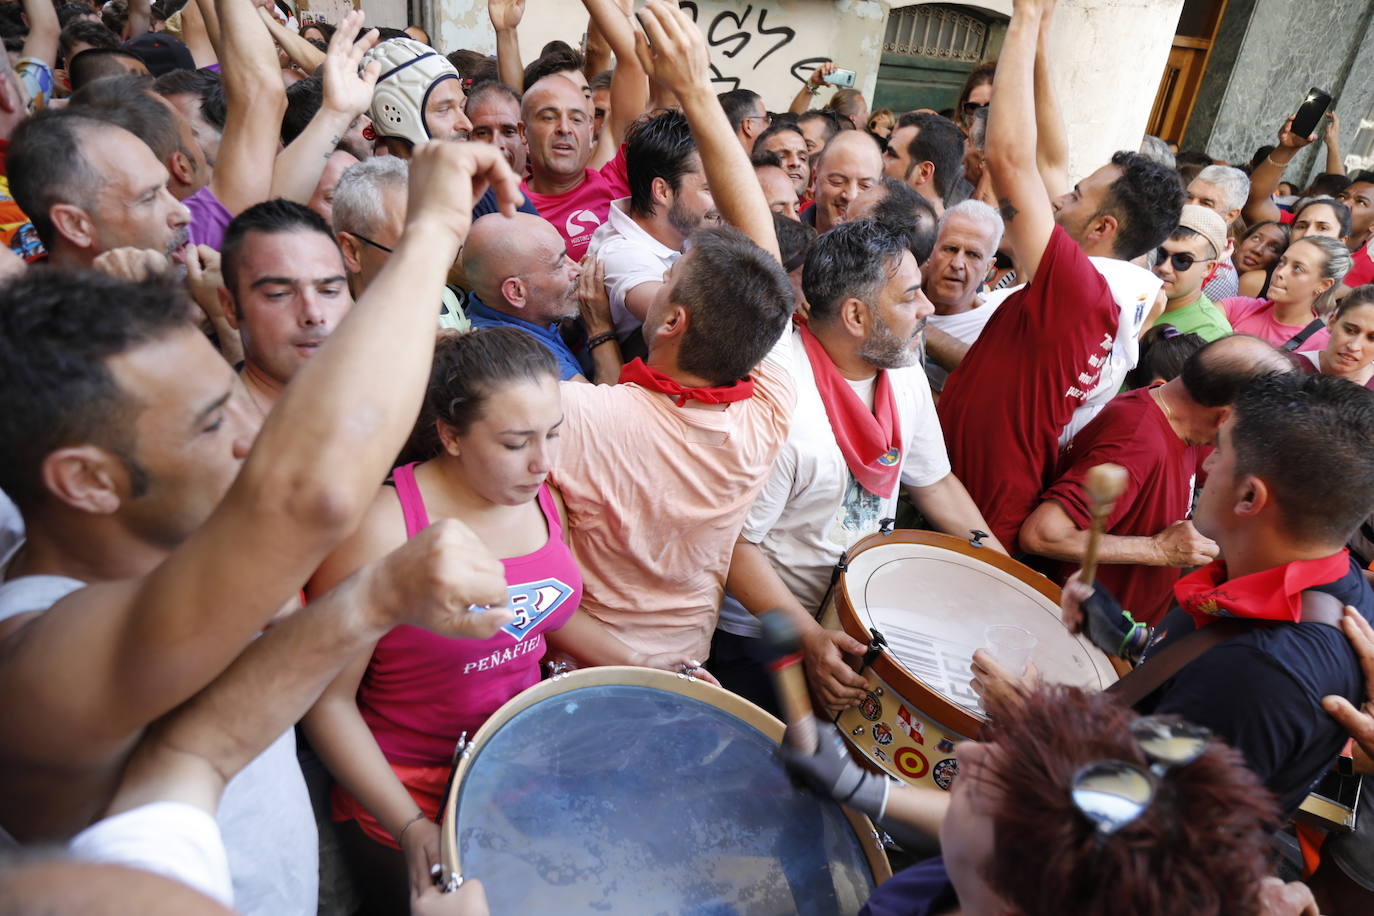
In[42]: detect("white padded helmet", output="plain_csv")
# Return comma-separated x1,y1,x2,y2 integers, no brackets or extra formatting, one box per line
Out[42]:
362,37,461,147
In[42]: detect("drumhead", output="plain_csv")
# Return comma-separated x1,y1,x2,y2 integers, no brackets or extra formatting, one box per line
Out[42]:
442,667,887,914
845,535,1117,717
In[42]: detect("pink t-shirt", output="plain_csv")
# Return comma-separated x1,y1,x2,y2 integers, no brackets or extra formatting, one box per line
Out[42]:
521,146,629,260
551,340,796,661
1220,296,1328,352
357,463,581,767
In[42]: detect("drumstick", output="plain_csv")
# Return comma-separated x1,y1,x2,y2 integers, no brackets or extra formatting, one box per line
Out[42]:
759,610,818,754
1080,463,1129,587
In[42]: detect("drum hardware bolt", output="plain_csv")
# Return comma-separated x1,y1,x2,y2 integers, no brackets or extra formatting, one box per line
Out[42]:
836,552,850,573
451,732,470,765
862,629,888,668
438,868,464,893
879,517,895,536
968,529,989,549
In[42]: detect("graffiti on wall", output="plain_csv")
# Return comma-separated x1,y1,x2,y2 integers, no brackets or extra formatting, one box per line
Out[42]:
679,1,833,93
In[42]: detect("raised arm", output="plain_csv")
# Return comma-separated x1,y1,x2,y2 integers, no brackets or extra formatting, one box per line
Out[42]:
106,519,510,818
125,0,151,41
789,62,835,115
489,0,525,91
271,15,378,203
180,0,218,68
1324,112,1344,177
583,15,611,78
0,143,522,758
192,0,223,60
258,6,327,74
583,0,648,166
984,0,1056,284
634,0,776,258
209,0,289,215
1032,6,1069,200
19,0,59,70
1242,116,1315,226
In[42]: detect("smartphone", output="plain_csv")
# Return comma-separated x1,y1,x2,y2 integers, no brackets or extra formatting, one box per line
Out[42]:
823,68,857,89
1291,88,1333,139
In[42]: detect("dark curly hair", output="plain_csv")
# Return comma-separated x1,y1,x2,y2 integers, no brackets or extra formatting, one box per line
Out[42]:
1100,150,1186,261
980,685,1277,916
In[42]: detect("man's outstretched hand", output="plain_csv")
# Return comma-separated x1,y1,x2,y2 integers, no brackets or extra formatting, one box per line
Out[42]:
1321,605,1374,775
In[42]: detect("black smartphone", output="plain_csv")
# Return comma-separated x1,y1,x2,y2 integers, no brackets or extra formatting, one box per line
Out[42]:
1292,88,1333,140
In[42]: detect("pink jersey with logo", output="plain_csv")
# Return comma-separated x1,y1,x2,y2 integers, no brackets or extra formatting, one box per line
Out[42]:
357,463,581,766
521,146,629,260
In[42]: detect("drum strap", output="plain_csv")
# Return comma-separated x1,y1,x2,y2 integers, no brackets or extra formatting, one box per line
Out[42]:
1106,591,1347,708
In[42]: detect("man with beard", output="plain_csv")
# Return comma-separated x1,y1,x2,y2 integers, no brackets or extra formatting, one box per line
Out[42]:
218,200,353,416
8,110,190,268
462,211,620,382
586,107,717,351
715,219,1001,712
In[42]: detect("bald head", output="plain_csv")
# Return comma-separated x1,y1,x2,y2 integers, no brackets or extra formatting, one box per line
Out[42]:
812,130,884,233
1181,334,1294,407
462,212,582,324
522,75,595,184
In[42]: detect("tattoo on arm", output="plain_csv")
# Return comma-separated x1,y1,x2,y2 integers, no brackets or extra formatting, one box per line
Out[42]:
998,197,1019,223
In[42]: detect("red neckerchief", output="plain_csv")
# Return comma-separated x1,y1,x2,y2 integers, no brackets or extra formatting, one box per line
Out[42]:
1173,550,1351,627
617,358,754,407
797,323,903,497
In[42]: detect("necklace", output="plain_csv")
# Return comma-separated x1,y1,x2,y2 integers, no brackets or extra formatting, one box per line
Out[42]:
1151,385,1177,425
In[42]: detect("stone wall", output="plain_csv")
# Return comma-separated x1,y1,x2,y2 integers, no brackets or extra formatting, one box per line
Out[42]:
1183,0,1374,181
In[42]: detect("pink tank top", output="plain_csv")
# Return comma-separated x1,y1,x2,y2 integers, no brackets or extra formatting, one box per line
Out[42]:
357,462,582,767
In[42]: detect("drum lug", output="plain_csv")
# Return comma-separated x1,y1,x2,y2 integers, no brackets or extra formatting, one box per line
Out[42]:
879,517,895,536
451,731,471,766
862,628,889,669
968,529,989,549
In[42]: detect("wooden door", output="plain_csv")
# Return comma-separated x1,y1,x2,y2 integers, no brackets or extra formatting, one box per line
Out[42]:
1147,0,1229,143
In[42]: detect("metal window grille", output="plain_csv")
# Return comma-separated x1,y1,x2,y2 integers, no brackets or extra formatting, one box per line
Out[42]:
883,5,988,62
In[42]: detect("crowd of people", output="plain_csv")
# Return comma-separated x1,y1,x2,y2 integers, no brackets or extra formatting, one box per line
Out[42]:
0,0,1371,912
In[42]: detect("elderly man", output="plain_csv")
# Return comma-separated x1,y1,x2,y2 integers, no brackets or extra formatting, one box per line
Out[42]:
462,211,621,383
1187,164,1248,300
921,200,1006,392
804,129,883,234
332,155,471,330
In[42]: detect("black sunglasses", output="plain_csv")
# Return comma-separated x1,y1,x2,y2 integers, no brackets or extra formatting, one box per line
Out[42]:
1155,248,1199,272
962,101,988,115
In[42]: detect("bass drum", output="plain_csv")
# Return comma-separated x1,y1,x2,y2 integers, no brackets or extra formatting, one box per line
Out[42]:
821,530,1118,790
439,666,891,914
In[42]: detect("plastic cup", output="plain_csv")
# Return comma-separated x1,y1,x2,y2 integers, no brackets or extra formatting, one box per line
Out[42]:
984,624,1037,674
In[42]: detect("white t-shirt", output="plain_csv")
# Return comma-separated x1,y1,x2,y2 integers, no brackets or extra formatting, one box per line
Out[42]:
717,331,951,638
0,545,319,916
1058,256,1162,446
586,198,680,341
923,288,1014,392
70,802,234,907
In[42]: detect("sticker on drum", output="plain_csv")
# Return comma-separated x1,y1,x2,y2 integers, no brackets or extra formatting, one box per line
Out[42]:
858,691,883,721
441,667,891,914
932,758,959,790
835,670,971,792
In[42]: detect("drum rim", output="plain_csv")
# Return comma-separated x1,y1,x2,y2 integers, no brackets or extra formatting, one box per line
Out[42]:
831,529,1070,739
438,665,892,891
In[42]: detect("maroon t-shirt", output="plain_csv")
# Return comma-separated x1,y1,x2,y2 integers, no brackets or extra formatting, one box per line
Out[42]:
1040,387,1200,625
937,226,1119,551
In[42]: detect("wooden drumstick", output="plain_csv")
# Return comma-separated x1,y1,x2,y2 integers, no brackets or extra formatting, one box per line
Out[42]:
1080,463,1129,586
759,610,818,753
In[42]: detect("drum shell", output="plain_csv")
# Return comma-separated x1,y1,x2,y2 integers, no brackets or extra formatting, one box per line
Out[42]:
439,666,892,910
820,529,1116,789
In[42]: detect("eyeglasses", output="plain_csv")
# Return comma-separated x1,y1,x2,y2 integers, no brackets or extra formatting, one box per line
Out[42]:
1070,717,1211,837
961,101,989,116
745,113,773,127
1154,248,1201,272
349,232,393,254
